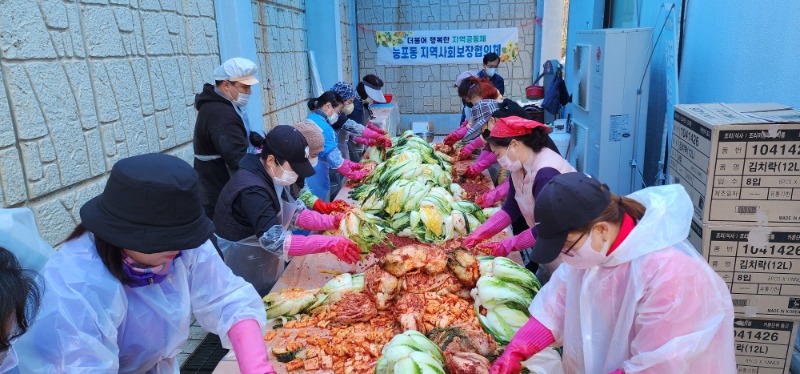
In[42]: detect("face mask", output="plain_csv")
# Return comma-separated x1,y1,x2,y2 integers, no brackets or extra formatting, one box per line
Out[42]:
485,67,497,77
561,229,610,269
309,157,319,167
497,144,522,172
0,345,17,373
233,93,250,107
227,82,249,107
342,103,355,115
272,162,299,186
121,251,180,287
327,112,339,124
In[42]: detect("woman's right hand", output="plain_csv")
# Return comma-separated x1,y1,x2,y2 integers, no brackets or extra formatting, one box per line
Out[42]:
327,237,361,263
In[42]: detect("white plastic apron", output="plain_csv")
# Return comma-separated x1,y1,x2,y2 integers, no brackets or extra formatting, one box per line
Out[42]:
217,185,299,296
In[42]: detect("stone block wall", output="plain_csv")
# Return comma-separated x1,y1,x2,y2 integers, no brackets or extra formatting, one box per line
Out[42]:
0,0,220,245
252,0,311,129
355,0,536,117
340,0,354,82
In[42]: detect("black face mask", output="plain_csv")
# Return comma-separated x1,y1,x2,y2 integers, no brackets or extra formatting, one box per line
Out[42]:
482,128,491,139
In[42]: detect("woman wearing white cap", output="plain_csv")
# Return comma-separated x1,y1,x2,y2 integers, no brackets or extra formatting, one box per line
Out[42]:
491,172,736,374
15,153,276,373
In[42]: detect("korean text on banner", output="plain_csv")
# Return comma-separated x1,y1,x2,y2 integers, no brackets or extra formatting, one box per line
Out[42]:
375,28,519,66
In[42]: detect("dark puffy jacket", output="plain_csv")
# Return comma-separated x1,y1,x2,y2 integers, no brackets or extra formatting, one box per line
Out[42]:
193,83,248,218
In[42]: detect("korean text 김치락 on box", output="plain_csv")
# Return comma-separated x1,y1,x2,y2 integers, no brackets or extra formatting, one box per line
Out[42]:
670,103,800,225
690,223,800,318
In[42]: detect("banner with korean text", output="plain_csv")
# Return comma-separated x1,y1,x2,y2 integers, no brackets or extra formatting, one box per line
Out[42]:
375,28,519,65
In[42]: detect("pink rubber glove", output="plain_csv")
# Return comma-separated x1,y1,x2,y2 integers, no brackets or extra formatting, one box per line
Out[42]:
443,121,469,146
463,209,512,247
354,136,379,147
473,149,498,172
609,370,625,374
477,228,535,257
362,126,385,140
367,122,387,135
490,318,555,374
288,235,361,263
228,319,276,374
337,159,369,180
295,209,341,231
458,137,485,160
475,180,510,208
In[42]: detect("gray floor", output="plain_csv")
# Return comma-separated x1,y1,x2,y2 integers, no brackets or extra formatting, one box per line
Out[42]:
177,318,209,367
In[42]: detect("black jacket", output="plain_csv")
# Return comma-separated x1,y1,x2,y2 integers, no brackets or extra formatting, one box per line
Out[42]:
214,154,281,241
193,83,248,217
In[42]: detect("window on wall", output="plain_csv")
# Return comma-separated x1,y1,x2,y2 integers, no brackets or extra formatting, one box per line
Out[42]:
604,0,638,28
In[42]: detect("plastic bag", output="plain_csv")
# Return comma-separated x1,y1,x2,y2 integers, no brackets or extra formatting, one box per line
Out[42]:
0,208,56,272
522,347,564,374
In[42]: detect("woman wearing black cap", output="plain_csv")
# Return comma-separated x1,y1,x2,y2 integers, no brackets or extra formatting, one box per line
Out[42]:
490,173,735,374
14,153,277,373
214,125,361,296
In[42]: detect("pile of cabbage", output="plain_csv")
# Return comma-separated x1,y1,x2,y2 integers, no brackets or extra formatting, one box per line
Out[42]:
349,131,492,244
263,272,364,319
471,256,542,344
374,331,447,373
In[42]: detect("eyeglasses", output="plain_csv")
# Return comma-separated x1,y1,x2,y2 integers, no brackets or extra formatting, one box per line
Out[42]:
561,232,586,256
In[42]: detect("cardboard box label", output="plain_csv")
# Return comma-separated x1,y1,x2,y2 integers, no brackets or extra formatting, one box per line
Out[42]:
671,108,800,224
705,228,800,317
734,318,798,374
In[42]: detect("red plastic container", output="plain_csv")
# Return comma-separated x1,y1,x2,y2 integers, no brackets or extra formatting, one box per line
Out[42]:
526,85,544,100
383,93,393,103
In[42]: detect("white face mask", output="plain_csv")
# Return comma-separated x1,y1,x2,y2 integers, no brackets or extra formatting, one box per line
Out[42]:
561,229,610,269
497,145,523,172
271,162,299,186
227,83,249,107
233,92,249,107
309,157,319,167
485,67,497,77
327,112,339,124
342,103,355,115
0,345,18,373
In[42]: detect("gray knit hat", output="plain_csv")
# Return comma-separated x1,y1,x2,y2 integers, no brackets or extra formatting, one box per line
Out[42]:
293,121,324,158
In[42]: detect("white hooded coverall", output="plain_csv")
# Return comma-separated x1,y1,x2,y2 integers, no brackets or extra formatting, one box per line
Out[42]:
530,184,736,373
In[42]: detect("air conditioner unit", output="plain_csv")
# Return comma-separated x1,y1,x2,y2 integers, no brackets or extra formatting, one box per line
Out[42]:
566,27,652,195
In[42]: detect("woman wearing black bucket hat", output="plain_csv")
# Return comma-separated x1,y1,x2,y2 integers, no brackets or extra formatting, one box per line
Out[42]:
214,125,361,296
490,172,735,374
14,153,276,373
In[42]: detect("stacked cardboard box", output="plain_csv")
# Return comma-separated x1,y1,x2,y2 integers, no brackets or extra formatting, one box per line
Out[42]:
671,103,800,374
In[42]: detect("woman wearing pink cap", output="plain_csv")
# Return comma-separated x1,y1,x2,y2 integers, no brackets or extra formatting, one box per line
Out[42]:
463,116,575,276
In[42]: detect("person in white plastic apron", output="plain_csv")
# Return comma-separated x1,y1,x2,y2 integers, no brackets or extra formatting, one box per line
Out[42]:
213,126,361,296
491,172,736,374
14,153,276,373
464,116,575,279
192,58,260,218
